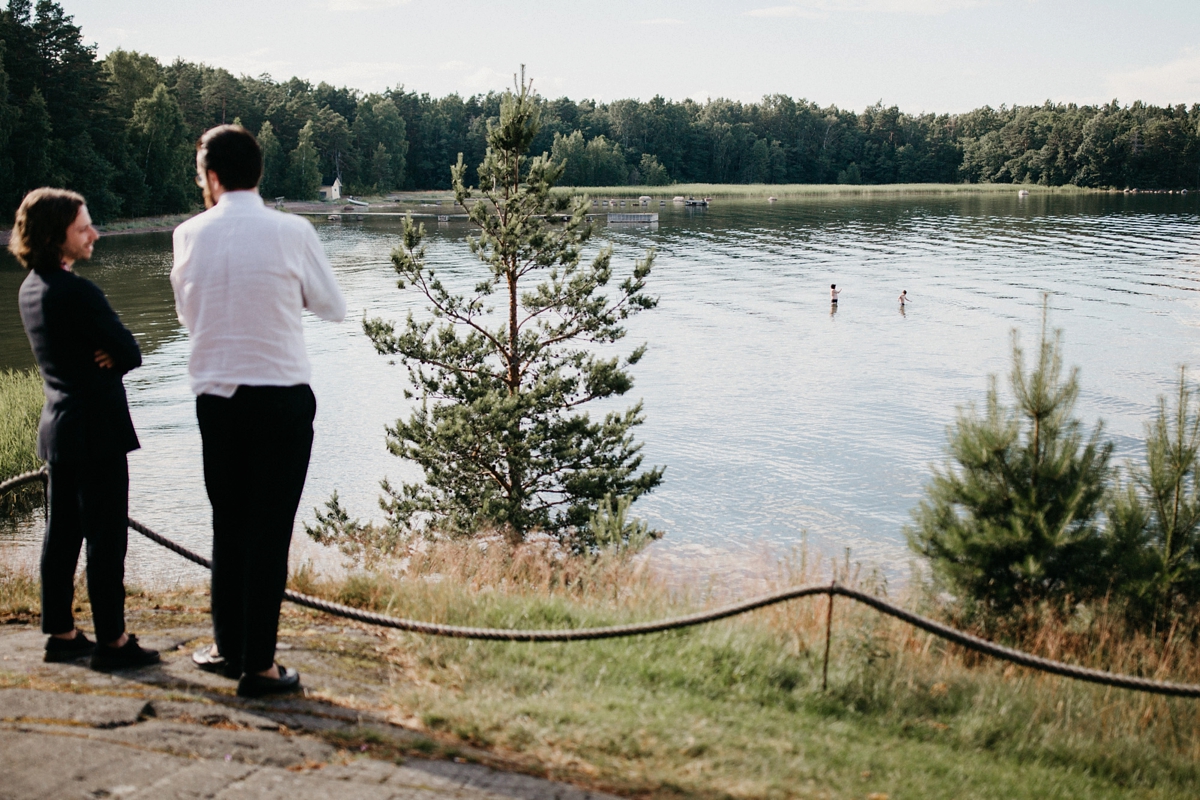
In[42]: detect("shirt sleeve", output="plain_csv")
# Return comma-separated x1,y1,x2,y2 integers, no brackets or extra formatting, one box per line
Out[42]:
170,227,192,329
297,222,347,322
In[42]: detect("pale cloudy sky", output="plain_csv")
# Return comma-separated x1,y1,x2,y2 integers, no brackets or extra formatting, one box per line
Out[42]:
66,0,1200,112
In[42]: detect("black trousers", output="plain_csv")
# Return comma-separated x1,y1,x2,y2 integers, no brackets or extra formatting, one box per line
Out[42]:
42,454,129,643
197,385,315,675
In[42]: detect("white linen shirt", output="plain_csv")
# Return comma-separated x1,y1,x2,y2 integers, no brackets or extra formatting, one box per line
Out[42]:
171,191,347,397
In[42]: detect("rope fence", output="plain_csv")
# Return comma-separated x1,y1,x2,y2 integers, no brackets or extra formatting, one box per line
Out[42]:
4,468,1199,698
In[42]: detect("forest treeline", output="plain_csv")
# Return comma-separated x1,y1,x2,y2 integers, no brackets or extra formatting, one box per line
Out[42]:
2,0,1199,222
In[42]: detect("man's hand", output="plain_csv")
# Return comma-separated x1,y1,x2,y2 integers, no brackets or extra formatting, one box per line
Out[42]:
94,349,114,369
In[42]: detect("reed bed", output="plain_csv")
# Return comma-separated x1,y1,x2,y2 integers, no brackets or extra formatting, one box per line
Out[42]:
0,368,43,516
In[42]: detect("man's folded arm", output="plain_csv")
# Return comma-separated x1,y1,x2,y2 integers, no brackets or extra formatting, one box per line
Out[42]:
82,282,141,374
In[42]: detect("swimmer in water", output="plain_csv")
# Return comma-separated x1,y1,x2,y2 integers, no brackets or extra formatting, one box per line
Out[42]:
830,284,840,304
898,289,910,306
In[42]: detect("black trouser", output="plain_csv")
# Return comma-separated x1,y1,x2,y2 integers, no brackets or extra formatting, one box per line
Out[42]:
42,454,129,643
197,385,315,675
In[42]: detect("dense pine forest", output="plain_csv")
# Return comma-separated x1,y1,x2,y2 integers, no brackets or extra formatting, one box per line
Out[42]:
2,0,1199,221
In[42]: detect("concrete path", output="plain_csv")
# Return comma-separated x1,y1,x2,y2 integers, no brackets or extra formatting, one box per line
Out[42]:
0,624,621,800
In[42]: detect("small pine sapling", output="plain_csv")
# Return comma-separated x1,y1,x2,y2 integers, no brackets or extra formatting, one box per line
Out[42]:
906,300,1113,615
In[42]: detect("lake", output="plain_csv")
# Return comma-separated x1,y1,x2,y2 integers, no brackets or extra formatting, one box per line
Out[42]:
2,192,1198,586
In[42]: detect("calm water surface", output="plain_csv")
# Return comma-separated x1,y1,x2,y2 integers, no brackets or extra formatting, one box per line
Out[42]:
2,194,1198,585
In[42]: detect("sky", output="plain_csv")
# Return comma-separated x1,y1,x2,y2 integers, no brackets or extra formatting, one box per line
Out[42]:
62,0,1200,113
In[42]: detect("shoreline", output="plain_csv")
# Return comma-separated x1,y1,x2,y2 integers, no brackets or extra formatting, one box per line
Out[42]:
0,214,198,246
3,182,1183,246
552,182,1136,198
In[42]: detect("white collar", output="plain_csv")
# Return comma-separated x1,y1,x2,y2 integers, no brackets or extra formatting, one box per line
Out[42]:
216,190,264,207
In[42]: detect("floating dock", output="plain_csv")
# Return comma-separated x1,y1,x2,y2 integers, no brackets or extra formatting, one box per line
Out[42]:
607,212,659,223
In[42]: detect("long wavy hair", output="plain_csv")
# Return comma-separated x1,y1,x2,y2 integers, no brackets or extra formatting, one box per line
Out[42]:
8,187,85,273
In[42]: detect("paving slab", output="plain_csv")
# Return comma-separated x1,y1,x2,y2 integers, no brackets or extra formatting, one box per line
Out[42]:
0,686,152,727
151,699,291,731
0,728,191,800
210,768,432,800
124,760,261,800
0,617,624,800
96,719,338,767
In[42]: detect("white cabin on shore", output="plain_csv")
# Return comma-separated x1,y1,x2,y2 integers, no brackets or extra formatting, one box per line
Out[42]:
319,178,342,201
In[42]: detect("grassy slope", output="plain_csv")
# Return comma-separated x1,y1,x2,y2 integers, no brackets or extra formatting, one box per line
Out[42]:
285,545,1199,799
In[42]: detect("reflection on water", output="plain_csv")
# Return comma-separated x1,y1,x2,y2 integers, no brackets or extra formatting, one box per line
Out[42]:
2,193,1199,584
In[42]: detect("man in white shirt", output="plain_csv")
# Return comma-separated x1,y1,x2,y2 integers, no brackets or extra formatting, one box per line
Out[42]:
171,125,346,698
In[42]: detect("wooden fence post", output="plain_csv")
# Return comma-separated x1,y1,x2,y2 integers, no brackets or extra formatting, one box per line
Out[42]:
822,580,836,691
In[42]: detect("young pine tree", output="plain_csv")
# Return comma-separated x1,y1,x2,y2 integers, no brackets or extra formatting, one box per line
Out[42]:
360,74,662,550
906,304,1113,614
1105,368,1200,620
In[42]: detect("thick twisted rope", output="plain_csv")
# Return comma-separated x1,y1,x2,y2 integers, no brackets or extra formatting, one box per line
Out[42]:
0,468,47,496
4,469,1200,696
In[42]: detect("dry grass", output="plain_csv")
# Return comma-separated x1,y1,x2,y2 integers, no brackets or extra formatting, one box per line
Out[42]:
0,561,40,619
291,533,678,630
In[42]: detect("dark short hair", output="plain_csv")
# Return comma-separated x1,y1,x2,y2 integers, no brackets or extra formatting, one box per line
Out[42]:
831,284,836,288
8,187,86,272
197,125,262,191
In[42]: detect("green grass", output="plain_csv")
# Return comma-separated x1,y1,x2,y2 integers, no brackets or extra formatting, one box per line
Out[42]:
0,368,44,516
555,182,1092,198
284,541,1200,798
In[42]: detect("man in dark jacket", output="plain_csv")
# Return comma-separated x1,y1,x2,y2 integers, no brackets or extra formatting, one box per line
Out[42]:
12,187,159,671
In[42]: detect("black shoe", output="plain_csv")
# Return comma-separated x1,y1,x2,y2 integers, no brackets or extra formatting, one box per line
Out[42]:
192,646,241,679
237,665,301,698
44,631,95,663
90,634,161,671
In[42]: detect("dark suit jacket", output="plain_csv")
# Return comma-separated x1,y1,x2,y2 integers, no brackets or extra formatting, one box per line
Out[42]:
19,267,141,463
